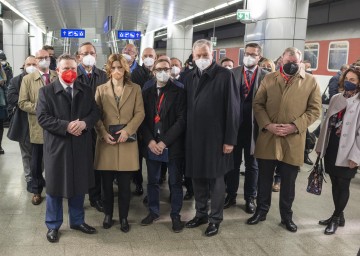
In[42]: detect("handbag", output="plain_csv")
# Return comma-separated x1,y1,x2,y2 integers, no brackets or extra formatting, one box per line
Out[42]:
306,156,326,195
321,84,330,104
108,124,137,142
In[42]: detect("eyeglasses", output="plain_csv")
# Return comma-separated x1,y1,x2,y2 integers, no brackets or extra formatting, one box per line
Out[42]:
244,53,259,58
123,50,136,55
79,52,96,56
154,68,170,72
36,56,50,60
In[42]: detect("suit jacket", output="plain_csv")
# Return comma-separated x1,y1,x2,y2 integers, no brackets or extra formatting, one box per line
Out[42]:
76,65,107,96
94,80,145,171
36,80,100,198
315,93,360,166
253,68,322,166
18,70,58,144
141,79,186,160
6,72,29,142
131,64,153,89
232,66,268,154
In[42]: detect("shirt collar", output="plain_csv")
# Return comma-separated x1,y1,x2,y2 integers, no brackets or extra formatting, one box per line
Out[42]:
244,65,257,73
59,79,73,90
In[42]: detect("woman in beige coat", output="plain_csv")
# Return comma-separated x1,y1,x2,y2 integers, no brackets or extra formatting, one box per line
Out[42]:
94,54,145,232
315,67,360,235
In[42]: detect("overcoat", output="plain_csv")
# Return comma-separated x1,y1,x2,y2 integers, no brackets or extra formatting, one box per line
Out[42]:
18,70,58,144
253,68,322,166
184,62,240,179
315,93,360,166
36,80,100,198
94,80,145,171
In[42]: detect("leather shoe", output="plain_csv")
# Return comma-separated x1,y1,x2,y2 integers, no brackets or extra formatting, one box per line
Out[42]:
120,218,130,233
304,154,313,165
134,184,144,196
31,194,42,205
324,216,339,235
183,191,194,200
103,215,113,229
46,229,59,243
272,182,281,192
90,200,104,212
205,223,219,237
141,213,160,226
319,212,345,227
281,219,297,232
70,223,96,234
247,213,266,225
223,195,236,209
185,216,208,228
245,198,256,214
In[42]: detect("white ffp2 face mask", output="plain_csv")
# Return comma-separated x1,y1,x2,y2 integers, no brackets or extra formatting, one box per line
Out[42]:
171,66,181,76
82,54,96,67
25,65,37,74
38,59,50,69
243,56,257,68
156,71,170,83
143,57,155,67
195,58,212,71
122,54,132,62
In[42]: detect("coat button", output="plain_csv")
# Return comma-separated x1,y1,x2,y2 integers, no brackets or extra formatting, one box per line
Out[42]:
346,122,350,125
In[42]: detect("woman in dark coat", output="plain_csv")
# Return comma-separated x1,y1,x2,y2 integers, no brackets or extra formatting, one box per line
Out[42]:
0,66,7,154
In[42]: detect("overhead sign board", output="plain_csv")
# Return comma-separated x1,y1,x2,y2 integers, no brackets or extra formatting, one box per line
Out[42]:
104,16,112,33
117,30,141,40
61,29,86,38
237,9,251,21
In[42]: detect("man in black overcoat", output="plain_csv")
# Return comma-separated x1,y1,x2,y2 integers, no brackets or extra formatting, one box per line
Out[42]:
184,39,240,236
36,54,100,243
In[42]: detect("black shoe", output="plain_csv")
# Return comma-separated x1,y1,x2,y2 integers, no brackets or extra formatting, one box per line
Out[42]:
247,213,266,225
171,216,184,233
0,147,4,154
185,216,208,228
324,216,339,235
143,195,148,205
70,223,97,234
141,213,159,226
245,198,256,214
103,215,113,229
205,223,219,237
304,154,313,165
224,195,236,209
26,181,32,193
281,219,297,232
134,184,144,196
46,229,59,243
319,212,345,227
120,218,130,233
183,191,194,200
90,200,104,212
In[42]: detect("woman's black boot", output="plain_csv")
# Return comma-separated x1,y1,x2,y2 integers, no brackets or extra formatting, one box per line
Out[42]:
324,216,340,235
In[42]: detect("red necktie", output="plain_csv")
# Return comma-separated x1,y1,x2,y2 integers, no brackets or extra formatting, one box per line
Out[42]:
43,74,50,85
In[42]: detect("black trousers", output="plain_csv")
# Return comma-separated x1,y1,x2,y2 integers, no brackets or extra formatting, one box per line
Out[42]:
257,159,298,220
30,143,45,194
89,129,101,202
101,171,132,219
192,176,225,224
133,144,143,186
329,175,352,217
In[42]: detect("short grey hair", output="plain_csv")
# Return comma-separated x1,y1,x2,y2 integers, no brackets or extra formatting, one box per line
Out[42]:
192,39,213,52
282,47,302,60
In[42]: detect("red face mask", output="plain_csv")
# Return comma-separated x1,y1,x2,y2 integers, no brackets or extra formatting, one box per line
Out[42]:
61,69,77,84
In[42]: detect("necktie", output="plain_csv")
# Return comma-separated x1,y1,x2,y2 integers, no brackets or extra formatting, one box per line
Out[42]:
66,86,72,98
87,73,91,80
43,73,50,85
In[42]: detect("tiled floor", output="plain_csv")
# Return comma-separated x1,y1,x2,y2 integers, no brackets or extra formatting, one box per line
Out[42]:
0,127,359,256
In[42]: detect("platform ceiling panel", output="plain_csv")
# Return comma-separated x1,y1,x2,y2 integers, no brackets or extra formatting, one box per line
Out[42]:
4,0,232,32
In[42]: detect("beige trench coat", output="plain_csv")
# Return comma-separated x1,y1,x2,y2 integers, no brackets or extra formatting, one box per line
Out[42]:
315,93,360,167
94,80,145,171
253,69,322,166
18,70,58,144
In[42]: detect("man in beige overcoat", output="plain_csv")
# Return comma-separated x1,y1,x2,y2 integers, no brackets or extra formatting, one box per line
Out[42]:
18,49,58,205
247,47,322,233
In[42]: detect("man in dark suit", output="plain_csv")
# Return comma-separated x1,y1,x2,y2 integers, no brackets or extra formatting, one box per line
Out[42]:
184,39,240,237
140,59,186,233
7,55,37,191
224,43,268,214
37,54,100,243
76,42,107,212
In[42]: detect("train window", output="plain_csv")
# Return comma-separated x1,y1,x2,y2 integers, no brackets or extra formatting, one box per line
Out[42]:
304,43,319,70
238,48,244,66
219,49,226,60
213,50,217,61
328,41,349,71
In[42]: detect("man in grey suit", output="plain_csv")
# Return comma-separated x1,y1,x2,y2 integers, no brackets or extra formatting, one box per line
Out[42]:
224,43,268,213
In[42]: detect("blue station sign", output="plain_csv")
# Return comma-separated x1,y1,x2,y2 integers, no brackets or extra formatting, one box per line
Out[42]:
117,30,141,40
61,29,86,38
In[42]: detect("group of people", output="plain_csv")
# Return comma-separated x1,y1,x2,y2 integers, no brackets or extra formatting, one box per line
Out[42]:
3,38,359,243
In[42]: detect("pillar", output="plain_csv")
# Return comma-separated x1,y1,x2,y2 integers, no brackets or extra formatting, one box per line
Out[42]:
244,0,309,60
139,32,154,65
166,24,193,64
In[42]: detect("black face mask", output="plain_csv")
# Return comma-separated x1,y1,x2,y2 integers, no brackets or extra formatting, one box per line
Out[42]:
283,62,299,76
262,67,272,72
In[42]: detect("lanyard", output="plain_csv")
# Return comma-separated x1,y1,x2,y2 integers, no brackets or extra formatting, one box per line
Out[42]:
243,68,257,92
154,92,165,123
279,66,290,83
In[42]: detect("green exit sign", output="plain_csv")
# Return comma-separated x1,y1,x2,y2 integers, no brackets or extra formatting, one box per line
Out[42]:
237,9,251,21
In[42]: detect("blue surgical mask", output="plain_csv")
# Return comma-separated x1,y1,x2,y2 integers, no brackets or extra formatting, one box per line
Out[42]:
344,81,357,91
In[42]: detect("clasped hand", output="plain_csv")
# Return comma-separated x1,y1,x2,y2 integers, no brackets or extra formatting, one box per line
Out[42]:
148,140,166,155
266,123,297,137
66,119,86,136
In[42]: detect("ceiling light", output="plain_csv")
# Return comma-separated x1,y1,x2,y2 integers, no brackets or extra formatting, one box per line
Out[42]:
0,0,46,34
193,13,236,27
